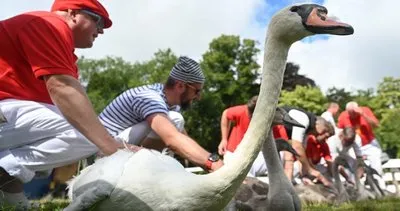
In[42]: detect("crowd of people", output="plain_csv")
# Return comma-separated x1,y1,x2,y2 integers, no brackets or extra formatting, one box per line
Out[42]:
0,0,385,209
218,99,383,189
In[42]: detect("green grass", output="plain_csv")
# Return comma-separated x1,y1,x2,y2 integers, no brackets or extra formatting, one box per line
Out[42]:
2,197,400,210
303,197,400,211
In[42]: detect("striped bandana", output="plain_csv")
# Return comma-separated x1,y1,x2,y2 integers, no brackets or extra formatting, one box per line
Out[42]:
169,56,205,83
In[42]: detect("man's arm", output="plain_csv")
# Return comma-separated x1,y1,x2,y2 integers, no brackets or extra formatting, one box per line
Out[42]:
325,158,333,177
147,113,223,171
360,107,379,128
218,109,230,155
45,74,132,155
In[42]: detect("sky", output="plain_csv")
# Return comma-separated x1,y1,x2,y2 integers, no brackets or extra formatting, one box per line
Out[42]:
2,0,399,93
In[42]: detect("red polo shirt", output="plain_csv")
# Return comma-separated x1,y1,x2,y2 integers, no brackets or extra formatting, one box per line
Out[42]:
0,11,78,104
337,107,378,146
272,125,289,140
306,135,332,165
226,105,251,152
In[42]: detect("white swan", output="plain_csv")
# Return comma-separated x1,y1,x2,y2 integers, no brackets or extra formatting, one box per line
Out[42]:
66,4,353,211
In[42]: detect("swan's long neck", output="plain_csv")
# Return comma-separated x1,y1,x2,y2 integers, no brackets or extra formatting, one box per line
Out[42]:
202,34,291,201
262,132,286,182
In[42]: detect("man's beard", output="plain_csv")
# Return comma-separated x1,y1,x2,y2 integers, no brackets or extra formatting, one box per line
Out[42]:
180,91,192,111
180,101,191,111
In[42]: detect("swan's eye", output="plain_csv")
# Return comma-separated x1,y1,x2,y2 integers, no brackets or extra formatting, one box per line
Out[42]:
290,6,299,12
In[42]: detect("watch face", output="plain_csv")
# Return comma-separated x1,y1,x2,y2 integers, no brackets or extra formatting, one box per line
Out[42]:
209,153,220,162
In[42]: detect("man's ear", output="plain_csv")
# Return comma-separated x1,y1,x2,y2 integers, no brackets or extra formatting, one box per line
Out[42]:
176,81,186,92
67,9,79,22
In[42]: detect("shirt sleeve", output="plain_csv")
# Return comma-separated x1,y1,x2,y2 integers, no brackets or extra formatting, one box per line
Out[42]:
337,112,351,128
226,105,244,122
18,15,78,79
322,142,332,161
352,143,363,157
134,93,169,119
305,135,314,158
363,107,379,124
272,125,289,140
288,109,310,142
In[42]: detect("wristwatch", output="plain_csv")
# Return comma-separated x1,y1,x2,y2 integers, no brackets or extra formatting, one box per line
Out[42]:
205,153,220,170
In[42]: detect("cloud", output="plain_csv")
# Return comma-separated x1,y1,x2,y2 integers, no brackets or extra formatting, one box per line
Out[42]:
285,0,400,92
80,0,267,61
2,0,265,61
2,0,398,93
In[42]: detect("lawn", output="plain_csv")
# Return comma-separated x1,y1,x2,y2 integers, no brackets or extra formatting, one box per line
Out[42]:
2,197,400,210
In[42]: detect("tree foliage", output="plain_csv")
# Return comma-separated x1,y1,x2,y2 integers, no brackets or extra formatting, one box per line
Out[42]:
77,34,400,158
186,35,261,149
279,85,327,114
282,62,316,91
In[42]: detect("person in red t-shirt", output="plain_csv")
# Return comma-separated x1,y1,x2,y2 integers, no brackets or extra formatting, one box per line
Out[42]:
218,96,258,155
272,124,289,140
0,0,139,207
305,134,333,181
337,101,382,175
218,96,266,176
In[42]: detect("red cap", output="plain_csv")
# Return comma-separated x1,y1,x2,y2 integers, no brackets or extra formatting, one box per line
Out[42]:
51,0,112,28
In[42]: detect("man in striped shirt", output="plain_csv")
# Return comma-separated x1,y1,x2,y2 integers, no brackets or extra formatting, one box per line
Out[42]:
100,56,224,172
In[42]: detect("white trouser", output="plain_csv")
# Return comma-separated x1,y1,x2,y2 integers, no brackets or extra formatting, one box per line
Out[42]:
361,139,382,175
224,151,268,177
0,99,98,183
116,111,185,146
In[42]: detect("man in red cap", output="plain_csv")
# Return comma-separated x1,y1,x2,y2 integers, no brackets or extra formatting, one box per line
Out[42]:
0,0,139,208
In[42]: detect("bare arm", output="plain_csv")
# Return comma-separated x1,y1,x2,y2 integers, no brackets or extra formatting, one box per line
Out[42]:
44,74,124,155
218,109,230,155
147,113,223,171
220,109,230,141
326,159,333,177
362,113,379,128
356,107,379,128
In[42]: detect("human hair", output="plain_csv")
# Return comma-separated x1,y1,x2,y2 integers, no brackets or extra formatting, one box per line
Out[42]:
316,117,335,136
345,101,358,110
327,102,339,109
247,95,258,115
165,76,178,89
342,127,356,142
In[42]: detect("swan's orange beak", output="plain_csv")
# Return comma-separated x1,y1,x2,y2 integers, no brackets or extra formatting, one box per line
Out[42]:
305,7,354,35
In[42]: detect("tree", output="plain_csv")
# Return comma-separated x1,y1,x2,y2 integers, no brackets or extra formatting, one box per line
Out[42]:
279,85,327,115
352,88,375,109
372,77,400,158
371,77,400,119
375,108,400,158
325,87,353,110
282,62,316,91
185,35,261,150
80,49,178,113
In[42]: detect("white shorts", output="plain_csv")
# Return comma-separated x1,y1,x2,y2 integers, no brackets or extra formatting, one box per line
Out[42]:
0,99,98,183
116,111,185,145
361,139,383,175
224,151,268,177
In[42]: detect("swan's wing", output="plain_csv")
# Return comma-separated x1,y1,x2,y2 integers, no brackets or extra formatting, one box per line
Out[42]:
64,181,113,211
66,150,135,210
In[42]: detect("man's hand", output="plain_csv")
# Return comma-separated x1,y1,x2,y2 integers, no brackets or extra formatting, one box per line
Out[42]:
218,139,228,156
354,107,364,115
209,160,224,172
99,140,143,156
308,168,333,187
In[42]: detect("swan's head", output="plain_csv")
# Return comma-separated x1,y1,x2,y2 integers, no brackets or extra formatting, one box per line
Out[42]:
268,4,354,43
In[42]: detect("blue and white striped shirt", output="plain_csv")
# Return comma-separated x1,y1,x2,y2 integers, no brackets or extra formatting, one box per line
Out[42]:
99,83,179,136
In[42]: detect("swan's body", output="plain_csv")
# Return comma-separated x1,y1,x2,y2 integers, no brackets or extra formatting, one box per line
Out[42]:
67,4,353,210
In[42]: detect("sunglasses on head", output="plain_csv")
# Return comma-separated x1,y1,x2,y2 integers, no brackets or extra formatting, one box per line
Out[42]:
80,9,105,30
185,83,202,95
